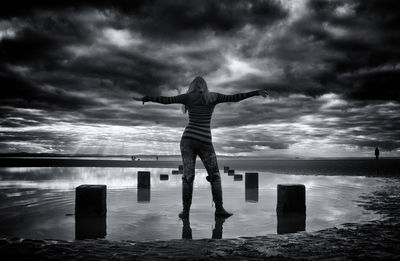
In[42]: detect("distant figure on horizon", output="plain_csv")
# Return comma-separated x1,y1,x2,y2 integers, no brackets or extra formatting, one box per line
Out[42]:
375,147,380,160
133,76,268,218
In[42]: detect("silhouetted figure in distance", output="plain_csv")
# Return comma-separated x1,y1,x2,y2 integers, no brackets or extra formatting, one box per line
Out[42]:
133,76,268,218
375,147,379,160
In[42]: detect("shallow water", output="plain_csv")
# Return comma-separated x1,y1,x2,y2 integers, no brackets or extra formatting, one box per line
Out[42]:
0,167,388,241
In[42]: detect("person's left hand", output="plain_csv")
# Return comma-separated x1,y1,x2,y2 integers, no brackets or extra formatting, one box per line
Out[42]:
258,89,268,97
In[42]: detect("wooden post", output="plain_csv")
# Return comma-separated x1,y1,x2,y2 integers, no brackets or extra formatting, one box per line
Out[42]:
178,165,184,174
276,184,306,215
223,166,230,173
75,185,106,217
228,169,235,176
245,173,259,202
234,174,243,181
160,174,169,180
245,172,258,189
138,171,150,188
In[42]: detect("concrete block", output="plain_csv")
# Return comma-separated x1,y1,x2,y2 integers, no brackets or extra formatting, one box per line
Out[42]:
172,170,180,175
178,165,184,174
223,166,230,173
245,172,258,189
75,185,106,217
228,169,235,176
276,184,306,215
160,174,169,180
138,171,150,188
234,174,243,181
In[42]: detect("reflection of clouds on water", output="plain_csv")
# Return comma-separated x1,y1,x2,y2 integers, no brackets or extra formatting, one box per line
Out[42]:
0,166,391,241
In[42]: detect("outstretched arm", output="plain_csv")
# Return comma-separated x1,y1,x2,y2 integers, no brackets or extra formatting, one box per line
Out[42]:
133,94,188,104
215,89,267,103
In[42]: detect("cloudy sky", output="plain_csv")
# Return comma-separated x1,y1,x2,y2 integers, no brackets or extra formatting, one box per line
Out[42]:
1,0,399,158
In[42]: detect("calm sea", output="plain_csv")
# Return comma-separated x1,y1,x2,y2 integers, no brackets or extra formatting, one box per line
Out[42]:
0,159,398,241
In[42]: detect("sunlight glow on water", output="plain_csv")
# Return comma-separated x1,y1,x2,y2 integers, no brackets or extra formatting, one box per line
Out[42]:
0,167,388,241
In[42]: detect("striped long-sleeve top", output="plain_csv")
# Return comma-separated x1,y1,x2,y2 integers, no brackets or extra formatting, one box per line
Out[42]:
142,91,259,144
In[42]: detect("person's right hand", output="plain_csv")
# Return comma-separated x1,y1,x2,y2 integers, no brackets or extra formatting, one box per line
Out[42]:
132,95,146,104
258,89,268,97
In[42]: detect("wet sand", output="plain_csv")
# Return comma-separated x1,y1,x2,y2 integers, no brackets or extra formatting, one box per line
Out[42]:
1,178,399,260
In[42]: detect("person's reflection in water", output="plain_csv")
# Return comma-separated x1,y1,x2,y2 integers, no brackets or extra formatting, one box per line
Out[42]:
181,218,192,239
181,216,228,239
212,217,227,239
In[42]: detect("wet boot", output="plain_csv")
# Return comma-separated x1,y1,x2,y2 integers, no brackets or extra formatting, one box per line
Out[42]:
178,180,193,219
211,176,233,217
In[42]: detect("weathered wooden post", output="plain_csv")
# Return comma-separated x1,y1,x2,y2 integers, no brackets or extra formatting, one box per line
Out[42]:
75,184,107,240
245,172,258,189
245,172,258,202
160,174,169,180
138,171,150,188
75,185,107,217
276,184,306,234
138,171,151,202
234,174,243,181
276,184,305,214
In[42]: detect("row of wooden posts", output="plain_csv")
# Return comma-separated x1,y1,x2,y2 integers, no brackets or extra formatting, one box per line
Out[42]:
74,166,306,238
76,166,306,217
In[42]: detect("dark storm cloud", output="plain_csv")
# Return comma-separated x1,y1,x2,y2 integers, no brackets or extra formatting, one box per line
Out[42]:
1,0,399,155
0,66,100,113
305,0,400,101
0,0,287,37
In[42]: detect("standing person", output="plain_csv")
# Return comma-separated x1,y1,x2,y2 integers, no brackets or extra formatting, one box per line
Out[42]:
375,147,380,160
133,76,268,218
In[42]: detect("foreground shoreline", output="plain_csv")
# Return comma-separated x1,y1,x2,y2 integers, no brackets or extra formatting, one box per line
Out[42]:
1,178,399,260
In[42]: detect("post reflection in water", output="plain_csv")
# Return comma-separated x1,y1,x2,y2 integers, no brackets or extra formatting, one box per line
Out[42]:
277,212,306,234
75,216,107,240
245,188,259,202
181,217,228,239
137,188,151,203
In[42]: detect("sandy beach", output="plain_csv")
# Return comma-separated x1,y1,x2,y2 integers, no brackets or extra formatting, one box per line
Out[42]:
1,176,399,260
